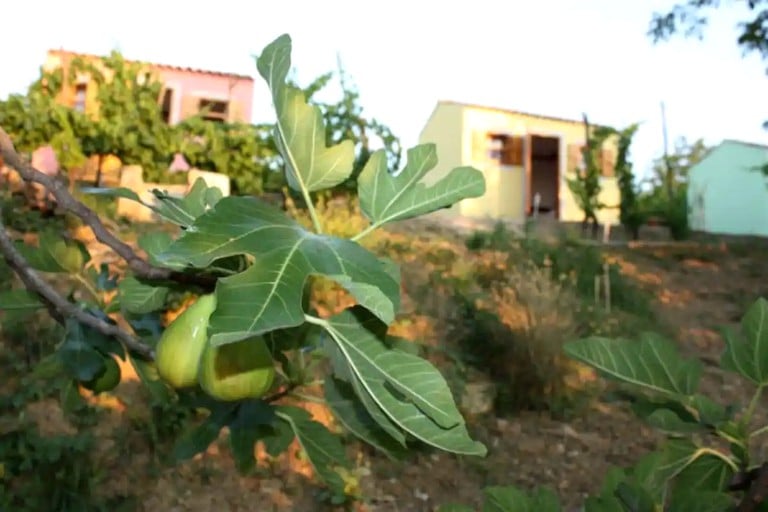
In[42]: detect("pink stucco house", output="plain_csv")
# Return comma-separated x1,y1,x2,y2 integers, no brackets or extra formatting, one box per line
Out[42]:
37,49,256,184
44,49,255,125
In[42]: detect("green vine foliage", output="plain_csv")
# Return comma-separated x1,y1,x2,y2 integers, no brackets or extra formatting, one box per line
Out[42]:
613,123,644,241
566,116,612,236
4,33,488,500
0,69,86,170
68,52,177,183
173,117,272,195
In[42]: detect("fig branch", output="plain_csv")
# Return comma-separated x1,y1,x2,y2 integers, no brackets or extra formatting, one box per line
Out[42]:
0,206,155,359
736,462,768,512
0,126,216,291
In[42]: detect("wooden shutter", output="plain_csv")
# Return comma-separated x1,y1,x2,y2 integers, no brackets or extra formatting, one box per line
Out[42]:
599,149,616,177
501,136,524,166
567,144,583,173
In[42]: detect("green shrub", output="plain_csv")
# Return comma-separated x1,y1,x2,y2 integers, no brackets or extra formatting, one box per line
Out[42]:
464,221,513,251
464,224,653,320
433,250,599,414
664,187,690,240
517,237,652,318
441,297,768,511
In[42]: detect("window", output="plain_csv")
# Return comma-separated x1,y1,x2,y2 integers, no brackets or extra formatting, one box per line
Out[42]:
598,149,615,177
567,144,615,177
198,99,229,123
73,84,87,113
488,134,523,166
567,144,585,173
160,89,173,124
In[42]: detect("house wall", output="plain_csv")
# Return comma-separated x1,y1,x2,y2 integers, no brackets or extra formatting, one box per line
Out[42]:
460,105,621,224
43,51,254,124
688,141,768,237
157,68,253,124
417,102,465,215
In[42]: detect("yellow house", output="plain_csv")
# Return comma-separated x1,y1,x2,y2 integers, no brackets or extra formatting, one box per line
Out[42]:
419,101,621,225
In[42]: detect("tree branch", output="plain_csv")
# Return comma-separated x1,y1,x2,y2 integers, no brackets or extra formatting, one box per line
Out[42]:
736,462,768,512
0,126,216,290
0,206,155,360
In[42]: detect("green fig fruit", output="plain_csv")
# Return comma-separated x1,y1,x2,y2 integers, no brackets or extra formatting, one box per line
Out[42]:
83,356,121,393
155,294,216,389
198,337,275,402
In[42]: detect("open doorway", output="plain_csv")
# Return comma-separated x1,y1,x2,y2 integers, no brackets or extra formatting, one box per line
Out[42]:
528,135,560,219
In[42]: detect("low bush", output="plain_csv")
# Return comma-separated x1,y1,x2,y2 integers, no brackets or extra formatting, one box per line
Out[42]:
449,252,599,414
441,296,768,512
465,222,653,319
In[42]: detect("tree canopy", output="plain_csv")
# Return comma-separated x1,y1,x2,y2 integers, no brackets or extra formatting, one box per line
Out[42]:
649,0,768,71
0,49,400,198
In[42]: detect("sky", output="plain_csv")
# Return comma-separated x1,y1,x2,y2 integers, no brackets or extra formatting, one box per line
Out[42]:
1,0,766,182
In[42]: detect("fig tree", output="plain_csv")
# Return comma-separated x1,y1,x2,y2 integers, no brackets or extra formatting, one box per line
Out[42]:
82,356,121,393
155,293,216,389
198,336,275,402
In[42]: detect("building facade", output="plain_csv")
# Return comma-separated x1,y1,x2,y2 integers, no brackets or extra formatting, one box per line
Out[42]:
43,49,254,125
419,101,621,225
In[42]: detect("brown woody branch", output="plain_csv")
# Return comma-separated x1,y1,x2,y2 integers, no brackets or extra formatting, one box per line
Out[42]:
0,207,154,359
735,462,768,512
0,126,216,290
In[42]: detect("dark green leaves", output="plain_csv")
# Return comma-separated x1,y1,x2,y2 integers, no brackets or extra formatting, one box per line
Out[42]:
721,297,768,385
82,177,222,228
358,144,485,230
14,231,90,274
158,196,400,346
151,177,223,227
437,485,561,512
228,400,277,472
0,290,43,311
320,307,486,456
275,405,350,495
323,376,408,461
59,317,123,382
117,276,169,314
257,34,355,193
173,403,239,462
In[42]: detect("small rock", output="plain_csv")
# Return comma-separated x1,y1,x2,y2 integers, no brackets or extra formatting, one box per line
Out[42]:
414,489,429,501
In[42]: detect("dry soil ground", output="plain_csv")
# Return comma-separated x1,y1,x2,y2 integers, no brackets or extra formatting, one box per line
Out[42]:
13,227,768,512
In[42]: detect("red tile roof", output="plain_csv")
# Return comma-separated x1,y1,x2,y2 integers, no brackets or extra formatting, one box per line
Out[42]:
47,48,254,82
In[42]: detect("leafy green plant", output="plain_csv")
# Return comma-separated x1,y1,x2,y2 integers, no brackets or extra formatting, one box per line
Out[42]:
613,123,645,240
0,68,86,170
173,116,272,195
452,257,591,414
507,236,652,319
439,296,768,511
0,33,488,502
663,186,690,241
68,52,177,185
567,114,612,238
